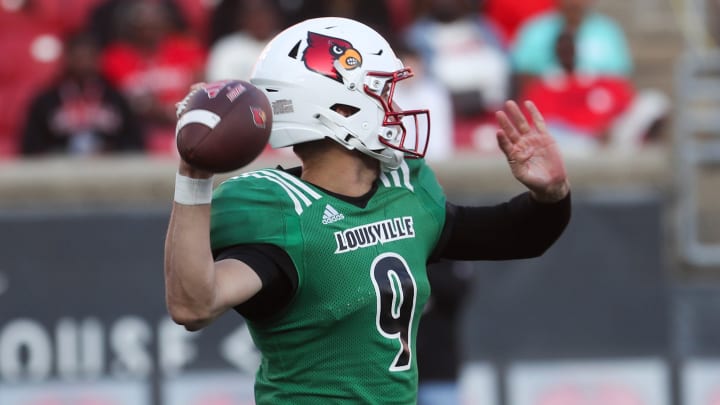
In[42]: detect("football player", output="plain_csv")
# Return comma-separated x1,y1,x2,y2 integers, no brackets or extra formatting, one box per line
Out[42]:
164,17,570,404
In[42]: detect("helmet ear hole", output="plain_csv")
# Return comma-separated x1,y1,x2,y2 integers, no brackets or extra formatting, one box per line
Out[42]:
330,104,360,117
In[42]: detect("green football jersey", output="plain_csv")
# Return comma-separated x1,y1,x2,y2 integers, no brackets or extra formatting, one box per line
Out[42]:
210,158,447,404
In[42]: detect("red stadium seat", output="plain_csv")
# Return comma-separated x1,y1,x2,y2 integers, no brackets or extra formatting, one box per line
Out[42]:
0,13,65,156
0,0,103,157
453,114,502,154
0,0,103,34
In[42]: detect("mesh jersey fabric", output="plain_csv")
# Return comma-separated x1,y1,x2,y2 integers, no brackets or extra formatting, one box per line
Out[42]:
210,158,447,404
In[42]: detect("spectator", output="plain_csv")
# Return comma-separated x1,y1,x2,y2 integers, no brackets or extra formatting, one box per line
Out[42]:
511,0,632,94
394,42,454,161
205,0,284,82
100,1,206,155
206,0,245,47
173,0,214,43
385,0,416,33
483,0,555,44
285,0,394,38
20,33,143,156
417,261,474,405
85,0,191,48
520,30,669,153
404,0,510,118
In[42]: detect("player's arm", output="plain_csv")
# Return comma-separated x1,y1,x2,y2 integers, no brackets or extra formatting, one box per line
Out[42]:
432,100,571,261
164,161,262,331
436,193,570,261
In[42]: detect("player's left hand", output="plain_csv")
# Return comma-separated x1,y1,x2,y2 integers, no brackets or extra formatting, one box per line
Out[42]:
495,100,570,202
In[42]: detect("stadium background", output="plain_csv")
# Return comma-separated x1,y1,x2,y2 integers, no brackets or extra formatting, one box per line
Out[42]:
1,0,720,404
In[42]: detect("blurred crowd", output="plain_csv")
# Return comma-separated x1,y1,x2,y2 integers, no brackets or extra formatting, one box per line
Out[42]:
0,0,670,161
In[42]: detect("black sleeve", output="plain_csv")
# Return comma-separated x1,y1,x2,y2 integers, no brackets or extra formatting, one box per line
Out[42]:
214,244,298,321
434,191,571,261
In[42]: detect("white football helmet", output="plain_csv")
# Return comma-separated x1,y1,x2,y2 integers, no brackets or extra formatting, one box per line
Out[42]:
250,17,430,169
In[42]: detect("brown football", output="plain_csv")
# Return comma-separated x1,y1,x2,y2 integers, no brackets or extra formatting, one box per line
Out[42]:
175,80,272,173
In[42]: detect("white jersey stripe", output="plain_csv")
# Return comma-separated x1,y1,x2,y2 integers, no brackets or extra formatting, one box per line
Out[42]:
243,172,304,214
272,169,323,199
399,161,414,192
241,169,324,215
379,172,391,187
390,170,402,188
255,170,314,206
379,162,414,192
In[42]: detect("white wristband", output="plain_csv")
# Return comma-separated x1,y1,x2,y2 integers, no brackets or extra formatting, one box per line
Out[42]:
174,173,214,205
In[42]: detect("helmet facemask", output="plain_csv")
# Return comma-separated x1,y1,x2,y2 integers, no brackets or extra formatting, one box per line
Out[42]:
362,68,430,160
327,61,430,169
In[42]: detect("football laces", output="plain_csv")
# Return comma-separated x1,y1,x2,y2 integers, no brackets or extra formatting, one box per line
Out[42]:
175,86,203,118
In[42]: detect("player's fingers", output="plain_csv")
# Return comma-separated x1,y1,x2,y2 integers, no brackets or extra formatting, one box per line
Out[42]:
505,100,531,135
495,110,519,143
496,130,514,159
524,100,548,134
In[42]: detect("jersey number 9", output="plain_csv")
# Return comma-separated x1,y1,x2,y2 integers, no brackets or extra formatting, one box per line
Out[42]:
370,253,418,372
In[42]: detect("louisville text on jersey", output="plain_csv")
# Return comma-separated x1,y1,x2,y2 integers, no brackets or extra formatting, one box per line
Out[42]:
334,216,415,254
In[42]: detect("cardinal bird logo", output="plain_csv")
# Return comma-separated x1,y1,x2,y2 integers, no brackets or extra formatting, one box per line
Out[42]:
250,106,267,129
302,32,362,83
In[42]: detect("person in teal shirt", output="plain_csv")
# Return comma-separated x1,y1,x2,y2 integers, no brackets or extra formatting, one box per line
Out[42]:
511,0,632,79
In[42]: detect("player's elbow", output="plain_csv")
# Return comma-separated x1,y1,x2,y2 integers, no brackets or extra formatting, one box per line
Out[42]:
518,230,565,259
181,321,208,332
168,305,213,331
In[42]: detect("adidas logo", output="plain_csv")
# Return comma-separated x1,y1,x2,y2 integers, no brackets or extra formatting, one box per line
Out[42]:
322,204,345,224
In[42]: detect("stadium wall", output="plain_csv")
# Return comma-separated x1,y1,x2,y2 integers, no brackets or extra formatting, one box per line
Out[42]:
1,149,719,404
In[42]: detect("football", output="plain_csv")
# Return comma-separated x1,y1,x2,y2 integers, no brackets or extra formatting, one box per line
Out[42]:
175,80,272,173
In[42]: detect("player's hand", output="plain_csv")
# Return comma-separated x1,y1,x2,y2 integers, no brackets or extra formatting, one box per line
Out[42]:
175,82,214,179
178,159,213,179
495,100,570,202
